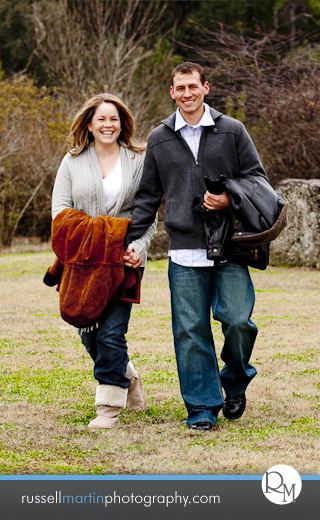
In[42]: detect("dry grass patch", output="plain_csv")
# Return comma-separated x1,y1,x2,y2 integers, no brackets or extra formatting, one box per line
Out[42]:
0,253,320,474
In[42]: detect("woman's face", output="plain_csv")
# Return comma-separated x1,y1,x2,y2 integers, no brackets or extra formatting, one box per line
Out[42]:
87,102,122,147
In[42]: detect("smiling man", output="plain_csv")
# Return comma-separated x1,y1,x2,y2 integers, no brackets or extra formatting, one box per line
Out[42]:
126,62,267,431
169,67,209,123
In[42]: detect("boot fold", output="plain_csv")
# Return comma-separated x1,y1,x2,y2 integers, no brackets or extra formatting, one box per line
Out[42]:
95,384,128,408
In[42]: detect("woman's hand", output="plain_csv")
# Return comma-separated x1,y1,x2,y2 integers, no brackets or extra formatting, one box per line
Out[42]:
203,190,230,211
123,245,143,269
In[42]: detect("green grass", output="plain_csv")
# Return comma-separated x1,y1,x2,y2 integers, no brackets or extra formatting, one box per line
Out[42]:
0,255,320,474
0,366,95,406
146,258,168,271
0,251,55,278
131,353,176,365
271,350,317,363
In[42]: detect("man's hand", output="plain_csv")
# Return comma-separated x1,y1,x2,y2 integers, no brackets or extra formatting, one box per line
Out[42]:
123,245,143,269
203,190,230,211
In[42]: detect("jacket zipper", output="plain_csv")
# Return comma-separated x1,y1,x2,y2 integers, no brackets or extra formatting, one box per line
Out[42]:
166,125,206,247
174,129,200,165
175,127,207,167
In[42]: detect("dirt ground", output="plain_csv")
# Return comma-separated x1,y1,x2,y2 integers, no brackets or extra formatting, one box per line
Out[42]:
0,252,319,474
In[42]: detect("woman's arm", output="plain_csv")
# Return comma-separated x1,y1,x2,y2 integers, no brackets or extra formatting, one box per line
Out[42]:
51,155,74,220
123,214,158,268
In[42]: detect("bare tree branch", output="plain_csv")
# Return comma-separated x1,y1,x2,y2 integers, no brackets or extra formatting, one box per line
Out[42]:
31,0,173,136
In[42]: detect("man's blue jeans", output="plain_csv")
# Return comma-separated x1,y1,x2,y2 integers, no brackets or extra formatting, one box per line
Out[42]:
168,259,258,427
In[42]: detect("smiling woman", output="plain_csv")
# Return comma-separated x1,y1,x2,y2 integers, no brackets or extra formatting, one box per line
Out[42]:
87,103,122,179
88,102,122,144
50,93,157,429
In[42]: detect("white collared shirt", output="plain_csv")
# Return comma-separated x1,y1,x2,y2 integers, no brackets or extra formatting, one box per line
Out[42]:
175,102,214,161
168,103,216,267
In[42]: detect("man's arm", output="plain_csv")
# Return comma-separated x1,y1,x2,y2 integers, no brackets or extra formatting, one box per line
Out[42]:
125,142,164,248
123,215,158,268
235,122,267,179
202,121,265,212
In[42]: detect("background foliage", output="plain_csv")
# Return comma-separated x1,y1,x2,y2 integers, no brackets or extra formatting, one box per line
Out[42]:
0,0,320,246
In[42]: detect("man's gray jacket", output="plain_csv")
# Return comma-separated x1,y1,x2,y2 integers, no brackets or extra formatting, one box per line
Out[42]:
125,107,267,252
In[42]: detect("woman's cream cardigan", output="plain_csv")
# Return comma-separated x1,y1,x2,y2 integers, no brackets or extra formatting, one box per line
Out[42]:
52,142,157,266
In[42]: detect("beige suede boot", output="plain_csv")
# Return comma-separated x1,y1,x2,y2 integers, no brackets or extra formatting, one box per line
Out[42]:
126,361,147,411
88,384,127,429
88,405,121,429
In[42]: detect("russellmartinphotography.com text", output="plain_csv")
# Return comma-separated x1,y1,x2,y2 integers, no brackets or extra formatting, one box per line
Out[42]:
21,490,221,508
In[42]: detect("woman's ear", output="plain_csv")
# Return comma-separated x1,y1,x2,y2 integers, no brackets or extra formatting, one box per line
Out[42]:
87,123,92,132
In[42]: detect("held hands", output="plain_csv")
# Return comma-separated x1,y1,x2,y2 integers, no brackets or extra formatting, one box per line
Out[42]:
203,190,230,211
123,244,143,269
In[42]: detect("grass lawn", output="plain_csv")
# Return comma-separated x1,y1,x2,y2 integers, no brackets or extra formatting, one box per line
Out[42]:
0,252,320,474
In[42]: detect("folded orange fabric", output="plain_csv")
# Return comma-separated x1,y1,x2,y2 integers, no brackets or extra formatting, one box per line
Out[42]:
44,209,141,327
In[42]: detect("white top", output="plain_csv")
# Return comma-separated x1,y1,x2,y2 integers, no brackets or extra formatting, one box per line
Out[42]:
168,103,216,267
103,155,122,207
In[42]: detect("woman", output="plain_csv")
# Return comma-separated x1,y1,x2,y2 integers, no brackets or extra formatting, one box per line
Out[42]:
52,93,156,429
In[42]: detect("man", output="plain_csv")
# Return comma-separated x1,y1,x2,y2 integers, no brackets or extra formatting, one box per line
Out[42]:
124,62,267,431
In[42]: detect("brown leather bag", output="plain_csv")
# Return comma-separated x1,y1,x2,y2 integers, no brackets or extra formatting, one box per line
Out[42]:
44,209,140,327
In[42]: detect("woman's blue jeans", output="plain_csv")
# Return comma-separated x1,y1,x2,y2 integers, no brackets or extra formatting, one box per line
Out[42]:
168,259,258,427
80,268,144,388
80,299,132,388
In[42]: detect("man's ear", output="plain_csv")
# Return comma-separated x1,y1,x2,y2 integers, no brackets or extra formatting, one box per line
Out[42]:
169,85,175,100
204,81,210,95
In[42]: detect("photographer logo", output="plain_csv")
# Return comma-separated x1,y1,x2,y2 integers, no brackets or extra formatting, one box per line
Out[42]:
262,464,302,505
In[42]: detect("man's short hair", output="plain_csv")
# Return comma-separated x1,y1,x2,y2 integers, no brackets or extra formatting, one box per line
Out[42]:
171,62,206,86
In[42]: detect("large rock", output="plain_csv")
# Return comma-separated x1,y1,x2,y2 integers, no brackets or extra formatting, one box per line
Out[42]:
270,179,320,268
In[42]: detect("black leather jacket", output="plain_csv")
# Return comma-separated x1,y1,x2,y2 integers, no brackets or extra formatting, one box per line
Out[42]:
192,175,288,270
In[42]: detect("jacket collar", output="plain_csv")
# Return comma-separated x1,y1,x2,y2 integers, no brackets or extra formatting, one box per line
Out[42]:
161,106,223,131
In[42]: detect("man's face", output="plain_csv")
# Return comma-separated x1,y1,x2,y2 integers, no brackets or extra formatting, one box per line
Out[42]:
170,71,209,121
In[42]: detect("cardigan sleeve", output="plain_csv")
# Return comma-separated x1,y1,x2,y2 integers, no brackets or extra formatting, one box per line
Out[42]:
51,154,74,220
129,213,158,259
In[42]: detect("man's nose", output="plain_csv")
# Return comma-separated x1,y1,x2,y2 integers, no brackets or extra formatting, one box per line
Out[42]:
183,87,192,97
